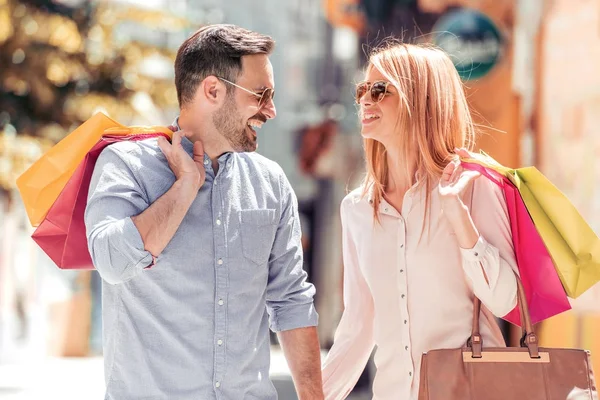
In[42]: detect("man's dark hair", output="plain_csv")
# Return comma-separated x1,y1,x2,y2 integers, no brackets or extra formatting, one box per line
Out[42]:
175,24,275,108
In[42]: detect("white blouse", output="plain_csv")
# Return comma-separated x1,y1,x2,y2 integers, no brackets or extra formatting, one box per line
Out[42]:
322,177,519,400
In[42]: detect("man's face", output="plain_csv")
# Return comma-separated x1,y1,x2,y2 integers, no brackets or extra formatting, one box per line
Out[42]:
212,54,276,152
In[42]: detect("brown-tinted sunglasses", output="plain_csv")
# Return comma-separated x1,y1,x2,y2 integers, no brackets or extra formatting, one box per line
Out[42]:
218,77,275,108
355,81,391,104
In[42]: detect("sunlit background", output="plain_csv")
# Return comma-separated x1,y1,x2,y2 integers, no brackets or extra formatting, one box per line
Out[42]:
1,0,600,398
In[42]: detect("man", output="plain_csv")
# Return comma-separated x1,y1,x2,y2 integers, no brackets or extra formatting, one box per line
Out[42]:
85,24,323,400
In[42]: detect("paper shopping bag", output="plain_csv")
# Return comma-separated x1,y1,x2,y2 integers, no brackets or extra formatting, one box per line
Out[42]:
31,127,172,269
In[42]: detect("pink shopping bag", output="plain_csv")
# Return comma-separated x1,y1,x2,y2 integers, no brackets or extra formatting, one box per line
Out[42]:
462,162,571,326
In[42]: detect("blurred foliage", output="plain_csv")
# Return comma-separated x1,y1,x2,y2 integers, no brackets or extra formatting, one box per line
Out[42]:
0,0,195,188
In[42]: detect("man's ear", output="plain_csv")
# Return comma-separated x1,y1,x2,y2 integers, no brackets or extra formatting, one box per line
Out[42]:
199,75,225,106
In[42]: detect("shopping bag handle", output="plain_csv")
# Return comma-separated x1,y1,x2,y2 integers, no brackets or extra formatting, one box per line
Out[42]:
103,126,173,139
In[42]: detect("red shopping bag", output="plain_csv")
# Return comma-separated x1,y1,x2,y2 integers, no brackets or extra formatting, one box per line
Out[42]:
32,130,171,270
462,162,571,326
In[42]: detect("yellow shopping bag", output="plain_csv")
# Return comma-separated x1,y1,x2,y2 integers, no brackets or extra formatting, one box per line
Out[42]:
16,112,124,227
463,152,600,298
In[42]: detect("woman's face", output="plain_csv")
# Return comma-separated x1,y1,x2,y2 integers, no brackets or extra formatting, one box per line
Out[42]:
358,66,400,144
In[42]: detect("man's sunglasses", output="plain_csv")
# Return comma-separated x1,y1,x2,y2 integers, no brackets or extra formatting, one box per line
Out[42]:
218,77,275,108
355,81,391,104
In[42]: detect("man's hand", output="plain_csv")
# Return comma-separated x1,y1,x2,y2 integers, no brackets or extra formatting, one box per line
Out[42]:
157,130,206,191
130,130,205,257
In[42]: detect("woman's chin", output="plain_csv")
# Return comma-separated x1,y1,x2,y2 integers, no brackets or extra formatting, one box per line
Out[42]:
361,128,377,140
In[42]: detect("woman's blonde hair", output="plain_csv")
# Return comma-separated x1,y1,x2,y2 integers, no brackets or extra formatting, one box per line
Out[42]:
361,42,476,223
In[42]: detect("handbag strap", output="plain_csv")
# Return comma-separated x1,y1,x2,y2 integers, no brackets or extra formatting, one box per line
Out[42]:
470,275,540,358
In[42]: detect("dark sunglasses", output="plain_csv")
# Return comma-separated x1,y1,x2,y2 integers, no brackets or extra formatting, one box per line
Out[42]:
355,81,391,104
218,77,275,108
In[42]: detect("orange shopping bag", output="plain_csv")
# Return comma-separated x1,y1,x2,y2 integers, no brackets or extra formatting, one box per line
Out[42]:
16,112,124,227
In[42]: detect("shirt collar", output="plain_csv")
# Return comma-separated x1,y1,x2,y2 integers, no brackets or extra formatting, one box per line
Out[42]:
365,172,423,204
365,173,439,217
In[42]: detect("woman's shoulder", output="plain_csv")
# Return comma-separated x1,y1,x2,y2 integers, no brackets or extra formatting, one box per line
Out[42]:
468,171,507,207
340,186,375,226
342,186,368,208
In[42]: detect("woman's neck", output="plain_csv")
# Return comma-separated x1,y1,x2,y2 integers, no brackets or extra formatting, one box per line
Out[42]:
385,146,415,194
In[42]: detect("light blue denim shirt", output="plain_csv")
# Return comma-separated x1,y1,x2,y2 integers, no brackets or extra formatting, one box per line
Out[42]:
85,130,318,399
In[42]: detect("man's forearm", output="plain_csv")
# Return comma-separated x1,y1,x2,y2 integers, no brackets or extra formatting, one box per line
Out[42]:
131,176,198,257
277,326,324,400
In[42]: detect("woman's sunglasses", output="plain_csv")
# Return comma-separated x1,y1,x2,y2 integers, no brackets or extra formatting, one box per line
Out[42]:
355,81,391,104
218,77,275,108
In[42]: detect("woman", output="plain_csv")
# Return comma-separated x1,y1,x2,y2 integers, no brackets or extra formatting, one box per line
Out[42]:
321,42,519,400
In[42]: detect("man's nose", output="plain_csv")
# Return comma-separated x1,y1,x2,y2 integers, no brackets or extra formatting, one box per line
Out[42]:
261,98,276,119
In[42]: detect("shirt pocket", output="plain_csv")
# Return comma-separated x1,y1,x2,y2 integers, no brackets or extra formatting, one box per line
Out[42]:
239,209,277,266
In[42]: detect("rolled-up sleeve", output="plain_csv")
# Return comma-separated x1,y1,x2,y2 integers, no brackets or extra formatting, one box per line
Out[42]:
85,145,154,285
265,170,318,332
461,177,518,318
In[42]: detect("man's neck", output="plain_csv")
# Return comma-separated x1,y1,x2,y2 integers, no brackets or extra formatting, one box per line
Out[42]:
177,113,233,163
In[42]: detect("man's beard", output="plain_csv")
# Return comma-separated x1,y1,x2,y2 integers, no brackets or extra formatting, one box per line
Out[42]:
213,94,257,152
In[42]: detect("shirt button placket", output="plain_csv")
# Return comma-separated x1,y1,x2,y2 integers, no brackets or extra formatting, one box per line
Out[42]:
398,217,412,375
213,176,227,395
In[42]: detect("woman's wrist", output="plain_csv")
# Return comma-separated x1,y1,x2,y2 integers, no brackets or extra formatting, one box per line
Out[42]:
442,198,480,249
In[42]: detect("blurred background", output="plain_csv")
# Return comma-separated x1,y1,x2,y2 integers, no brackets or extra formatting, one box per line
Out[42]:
1,0,600,398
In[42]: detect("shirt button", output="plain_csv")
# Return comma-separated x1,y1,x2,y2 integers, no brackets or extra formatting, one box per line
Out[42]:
404,320,408,324
400,244,404,248
409,372,412,377
400,269,404,273
216,219,221,225
401,294,406,299
214,181,217,186
474,252,479,256
204,159,209,165
217,339,223,346
215,382,221,388
218,299,224,306
217,258,223,265
405,346,409,350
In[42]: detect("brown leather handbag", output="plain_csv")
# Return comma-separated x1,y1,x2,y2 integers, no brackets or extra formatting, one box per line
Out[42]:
419,281,598,400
